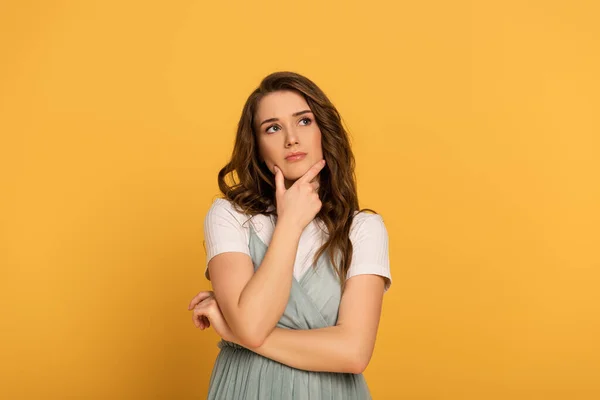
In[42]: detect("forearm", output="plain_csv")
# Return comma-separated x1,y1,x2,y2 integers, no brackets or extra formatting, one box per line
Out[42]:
247,325,363,374
236,217,302,345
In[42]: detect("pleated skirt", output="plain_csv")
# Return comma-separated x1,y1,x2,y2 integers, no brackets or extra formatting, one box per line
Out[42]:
207,341,372,399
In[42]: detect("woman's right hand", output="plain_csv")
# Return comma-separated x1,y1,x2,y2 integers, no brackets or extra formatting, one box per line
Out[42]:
274,159,326,232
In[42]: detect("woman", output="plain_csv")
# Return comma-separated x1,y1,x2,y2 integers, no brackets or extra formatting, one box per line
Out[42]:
187,71,392,399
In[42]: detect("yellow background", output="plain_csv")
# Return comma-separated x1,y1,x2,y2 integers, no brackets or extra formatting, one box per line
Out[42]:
1,1,599,399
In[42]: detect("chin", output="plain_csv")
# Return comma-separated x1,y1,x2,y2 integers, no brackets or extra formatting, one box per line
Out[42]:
283,163,311,179
282,171,303,181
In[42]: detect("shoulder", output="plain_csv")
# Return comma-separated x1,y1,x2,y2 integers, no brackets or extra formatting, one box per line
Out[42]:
350,211,387,239
208,197,245,216
205,198,249,225
347,211,391,292
204,197,273,236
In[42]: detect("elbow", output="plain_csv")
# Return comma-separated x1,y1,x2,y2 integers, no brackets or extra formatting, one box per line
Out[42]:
228,307,276,349
349,358,369,375
350,359,369,375
235,324,269,349
237,334,265,350
348,348,373,374
345,355,364,374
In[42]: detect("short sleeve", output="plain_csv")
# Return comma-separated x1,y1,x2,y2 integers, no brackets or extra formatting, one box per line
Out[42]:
346,213,392,292
203,198,251,280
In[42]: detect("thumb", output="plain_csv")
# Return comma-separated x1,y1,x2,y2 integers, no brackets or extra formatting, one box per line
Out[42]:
274,165,285,195
188,290,214,310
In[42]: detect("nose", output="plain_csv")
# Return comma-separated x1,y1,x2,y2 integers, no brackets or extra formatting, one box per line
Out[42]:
284,126,299,148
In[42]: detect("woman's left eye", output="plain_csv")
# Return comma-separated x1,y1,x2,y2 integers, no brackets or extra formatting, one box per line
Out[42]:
300,117,312,125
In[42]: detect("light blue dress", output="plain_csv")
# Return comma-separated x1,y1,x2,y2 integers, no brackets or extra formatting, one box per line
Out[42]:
206,224,372,399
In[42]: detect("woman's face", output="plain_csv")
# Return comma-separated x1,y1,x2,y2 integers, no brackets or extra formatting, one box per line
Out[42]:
255,90,324,189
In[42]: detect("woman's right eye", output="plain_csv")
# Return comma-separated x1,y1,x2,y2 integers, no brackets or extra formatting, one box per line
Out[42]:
266,125,279,134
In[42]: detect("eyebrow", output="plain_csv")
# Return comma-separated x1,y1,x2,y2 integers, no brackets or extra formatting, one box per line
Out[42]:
259,110,313,127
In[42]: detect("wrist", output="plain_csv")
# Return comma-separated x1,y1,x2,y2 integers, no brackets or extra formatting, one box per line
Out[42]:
275,216,304,237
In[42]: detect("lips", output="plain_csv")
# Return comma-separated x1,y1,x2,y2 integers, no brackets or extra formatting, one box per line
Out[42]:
285,152,307,160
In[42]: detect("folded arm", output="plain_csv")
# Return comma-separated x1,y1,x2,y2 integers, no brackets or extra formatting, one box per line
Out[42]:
208,217,303,348
245,274,386,374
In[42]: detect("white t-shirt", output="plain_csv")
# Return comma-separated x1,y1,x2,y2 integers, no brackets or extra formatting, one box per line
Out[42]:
203,198,392,292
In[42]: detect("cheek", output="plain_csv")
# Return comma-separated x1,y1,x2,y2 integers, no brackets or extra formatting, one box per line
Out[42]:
261,150,274,165
257,141,269,162
313,131,323,157
258,143,276,170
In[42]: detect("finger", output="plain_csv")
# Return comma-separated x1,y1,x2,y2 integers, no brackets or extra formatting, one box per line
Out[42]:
193,305,211,328
201,316,210,330
273,165,285,196
188,291,213,309
310,181,319,192
188,291,214,310
193,311,201,328
298,159,326,185
199,315,210,329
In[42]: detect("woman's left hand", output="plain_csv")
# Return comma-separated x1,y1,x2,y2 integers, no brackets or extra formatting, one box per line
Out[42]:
188,290,239,344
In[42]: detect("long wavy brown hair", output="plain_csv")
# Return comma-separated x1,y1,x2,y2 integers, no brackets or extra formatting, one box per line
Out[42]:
216,71,377,291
